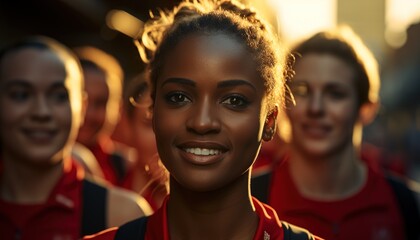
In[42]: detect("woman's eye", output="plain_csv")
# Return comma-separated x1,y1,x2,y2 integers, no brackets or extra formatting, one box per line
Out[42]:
291,84,308,97
327,90,347,100
50,90,69,103
8,89,30,102
165,92,190,104
222,95,249,109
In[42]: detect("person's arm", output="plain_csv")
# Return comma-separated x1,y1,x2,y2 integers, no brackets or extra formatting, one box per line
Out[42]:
107,186,153,227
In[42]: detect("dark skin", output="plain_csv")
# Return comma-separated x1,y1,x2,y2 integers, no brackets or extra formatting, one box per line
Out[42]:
152,33,277,239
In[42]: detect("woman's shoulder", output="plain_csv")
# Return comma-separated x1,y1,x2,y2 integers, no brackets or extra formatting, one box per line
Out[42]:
107,185,153,227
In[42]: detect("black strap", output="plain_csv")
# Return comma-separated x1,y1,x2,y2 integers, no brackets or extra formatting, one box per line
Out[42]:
109,152,128,185
251,171,272,204
81,178,108,236
386,173,420,240
115,216,148,240
282,221,314,240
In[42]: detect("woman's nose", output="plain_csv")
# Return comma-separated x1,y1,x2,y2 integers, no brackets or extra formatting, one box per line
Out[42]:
186,97,221,135
307,92,324,116
31,95,52,121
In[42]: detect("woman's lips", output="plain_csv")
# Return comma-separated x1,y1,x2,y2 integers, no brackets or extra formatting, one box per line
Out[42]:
301,124,331,138
178,142,228,166
22,128,57,143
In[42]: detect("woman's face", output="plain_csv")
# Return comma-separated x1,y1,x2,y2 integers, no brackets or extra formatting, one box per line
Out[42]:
131,82,158,163
0,48,73,165
287,53,359,158
153,33,273,192
76,68,109,148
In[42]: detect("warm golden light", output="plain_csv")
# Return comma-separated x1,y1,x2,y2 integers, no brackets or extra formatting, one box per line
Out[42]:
386,0,420,48
268,0,337,44
106,9,144,38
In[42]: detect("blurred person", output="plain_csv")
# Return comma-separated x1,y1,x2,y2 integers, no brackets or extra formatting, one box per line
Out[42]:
84,0,322,239
74,46,134,186
115,72,169,211
0,36,152,240
266,26,420,240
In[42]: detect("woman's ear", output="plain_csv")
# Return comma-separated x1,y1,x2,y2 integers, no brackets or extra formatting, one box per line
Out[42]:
263,106,278,141
359,101,380,126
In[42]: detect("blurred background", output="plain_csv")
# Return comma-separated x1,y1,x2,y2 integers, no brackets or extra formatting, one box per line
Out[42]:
1,0,420,181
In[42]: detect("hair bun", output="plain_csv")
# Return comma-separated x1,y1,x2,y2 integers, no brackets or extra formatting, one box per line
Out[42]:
218,0,265,30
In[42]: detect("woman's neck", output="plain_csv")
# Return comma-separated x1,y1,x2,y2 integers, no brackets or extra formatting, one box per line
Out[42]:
0,154,64,204
289,143,367,200
167,172,258,240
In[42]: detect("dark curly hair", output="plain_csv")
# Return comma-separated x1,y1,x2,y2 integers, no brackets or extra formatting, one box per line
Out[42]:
135,0,289,112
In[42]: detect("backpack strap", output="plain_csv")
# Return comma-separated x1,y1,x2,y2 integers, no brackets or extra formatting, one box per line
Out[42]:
251,170,272,203
386,173,420,240
109,152,128,185
81,178,108,236
282,221,315,240
115,216,148,240
251,156,284,203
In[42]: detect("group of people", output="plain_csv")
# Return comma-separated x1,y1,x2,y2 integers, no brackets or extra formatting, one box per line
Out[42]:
0,0,419,240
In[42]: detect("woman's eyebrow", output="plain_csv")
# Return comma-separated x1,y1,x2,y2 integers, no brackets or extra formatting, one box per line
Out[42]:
160,78,257,92
161,77,196,87
2,79,32,89
49,81,66,89
218,79,256,91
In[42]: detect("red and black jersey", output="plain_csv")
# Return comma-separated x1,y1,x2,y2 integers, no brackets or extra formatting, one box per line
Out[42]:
0,160,84,240
268,156,405,240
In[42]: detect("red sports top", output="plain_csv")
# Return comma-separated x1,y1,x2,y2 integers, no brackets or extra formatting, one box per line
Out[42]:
0,159,85,240
84,197,306,240
268,156,405,240
121,170,160,211
90,143,120,186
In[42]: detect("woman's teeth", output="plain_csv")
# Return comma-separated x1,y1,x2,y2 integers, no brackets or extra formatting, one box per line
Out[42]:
184,148,221,156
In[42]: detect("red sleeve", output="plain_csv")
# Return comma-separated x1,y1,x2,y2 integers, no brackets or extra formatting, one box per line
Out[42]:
83,227,118,240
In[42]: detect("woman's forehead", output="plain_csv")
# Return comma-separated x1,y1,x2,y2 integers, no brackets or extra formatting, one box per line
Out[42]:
160,33,260,80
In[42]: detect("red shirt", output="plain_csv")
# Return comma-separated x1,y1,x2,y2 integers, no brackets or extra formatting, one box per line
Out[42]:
84,197,312,240
90,143,120,185
252,150,277,178
121,170,160,211
268,156,405,240
0,160,85,240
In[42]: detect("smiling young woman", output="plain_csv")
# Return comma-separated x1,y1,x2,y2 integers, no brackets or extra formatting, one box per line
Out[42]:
0,37,152,240
266,26,420,240
83,0,321,240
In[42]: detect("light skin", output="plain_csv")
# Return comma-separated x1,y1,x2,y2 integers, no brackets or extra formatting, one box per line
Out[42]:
130,81,158,165
77,68,109,148
0,46,150,225
126,80,168,207
152,33,276,240
0,48,76,203
287,53,367,200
